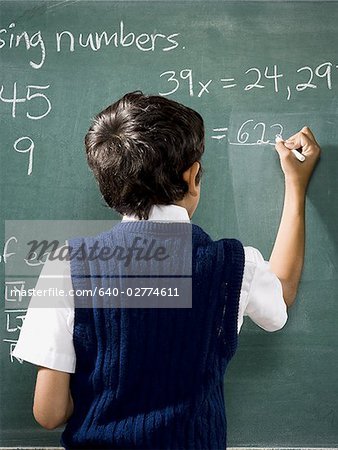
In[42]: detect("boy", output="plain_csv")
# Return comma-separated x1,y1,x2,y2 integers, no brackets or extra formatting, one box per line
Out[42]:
13,91,321,449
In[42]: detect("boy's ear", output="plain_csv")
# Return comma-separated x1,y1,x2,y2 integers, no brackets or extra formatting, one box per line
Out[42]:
182,161,200,197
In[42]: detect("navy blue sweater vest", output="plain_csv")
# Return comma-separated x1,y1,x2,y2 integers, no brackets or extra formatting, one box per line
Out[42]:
60,222,245,450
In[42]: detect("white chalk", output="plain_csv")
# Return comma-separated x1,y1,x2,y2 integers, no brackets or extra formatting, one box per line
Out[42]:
275,135,306,162
291,148,306,162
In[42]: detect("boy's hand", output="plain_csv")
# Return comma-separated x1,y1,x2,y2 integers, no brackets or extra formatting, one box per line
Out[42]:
275,126,321,191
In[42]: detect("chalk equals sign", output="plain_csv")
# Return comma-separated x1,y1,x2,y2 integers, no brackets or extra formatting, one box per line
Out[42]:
211,127,228,140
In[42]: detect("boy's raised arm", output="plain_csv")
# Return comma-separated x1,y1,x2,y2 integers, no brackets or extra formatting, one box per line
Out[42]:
269,127,321,307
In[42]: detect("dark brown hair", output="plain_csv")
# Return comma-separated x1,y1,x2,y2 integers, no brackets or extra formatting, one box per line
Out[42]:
85,91,204,219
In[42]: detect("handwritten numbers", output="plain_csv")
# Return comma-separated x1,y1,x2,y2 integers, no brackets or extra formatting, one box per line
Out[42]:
315,62,332,90
159,71,179,96
270,123,284,138
0,82,26,118
253,122,269,144
245,65,283,92
296,62,333,92
244,68,264,91
232,120,284,146
14,137,34,175
264,65,283,93
161,61,336,99
0,83,51,119
296,66,316,91
180,69,194,96
159,69,195,97
1,84,50,176
237,119,254,144
26,85,51,119
159,69,212,97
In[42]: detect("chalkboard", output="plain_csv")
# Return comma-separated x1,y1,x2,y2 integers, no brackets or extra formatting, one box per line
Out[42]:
1,1,338,447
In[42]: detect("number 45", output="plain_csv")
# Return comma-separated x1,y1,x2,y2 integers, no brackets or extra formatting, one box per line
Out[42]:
0,83,51,119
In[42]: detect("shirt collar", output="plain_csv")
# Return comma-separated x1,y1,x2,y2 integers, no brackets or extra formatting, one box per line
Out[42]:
122,204,190,222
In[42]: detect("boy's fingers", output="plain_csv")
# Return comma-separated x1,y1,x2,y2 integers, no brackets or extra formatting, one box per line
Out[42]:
284,131,317,155
298,132,313,152
275,140,292,158
299,126,319,146
275,128,321,162
285,126,317,148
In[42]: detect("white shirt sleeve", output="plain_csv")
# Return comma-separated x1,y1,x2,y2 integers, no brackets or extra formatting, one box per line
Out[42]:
11,244,76,373
237,246,288,333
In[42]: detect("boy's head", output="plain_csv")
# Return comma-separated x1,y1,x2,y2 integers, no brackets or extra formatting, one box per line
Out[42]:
85,91,204,220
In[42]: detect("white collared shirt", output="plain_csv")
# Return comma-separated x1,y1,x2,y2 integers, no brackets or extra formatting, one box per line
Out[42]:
12,204,287,373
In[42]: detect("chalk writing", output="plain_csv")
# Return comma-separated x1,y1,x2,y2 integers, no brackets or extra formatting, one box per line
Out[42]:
0,82,50,174
13,137,34,175
0,236,17,263
0,22,45,69
211,128,228,140
3,306,27,363
5,309,26,333
3,339,23,363
159,61,337,100
0,21,181,70
211,120,284,147
0,83,51,119
296,62,332,91
5,281,26,303
56,22,180,53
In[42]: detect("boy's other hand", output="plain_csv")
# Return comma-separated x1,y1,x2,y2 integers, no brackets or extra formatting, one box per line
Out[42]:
275,126,321,191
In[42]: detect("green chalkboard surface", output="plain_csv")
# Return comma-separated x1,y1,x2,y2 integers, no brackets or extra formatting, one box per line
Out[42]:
1,1,338,447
